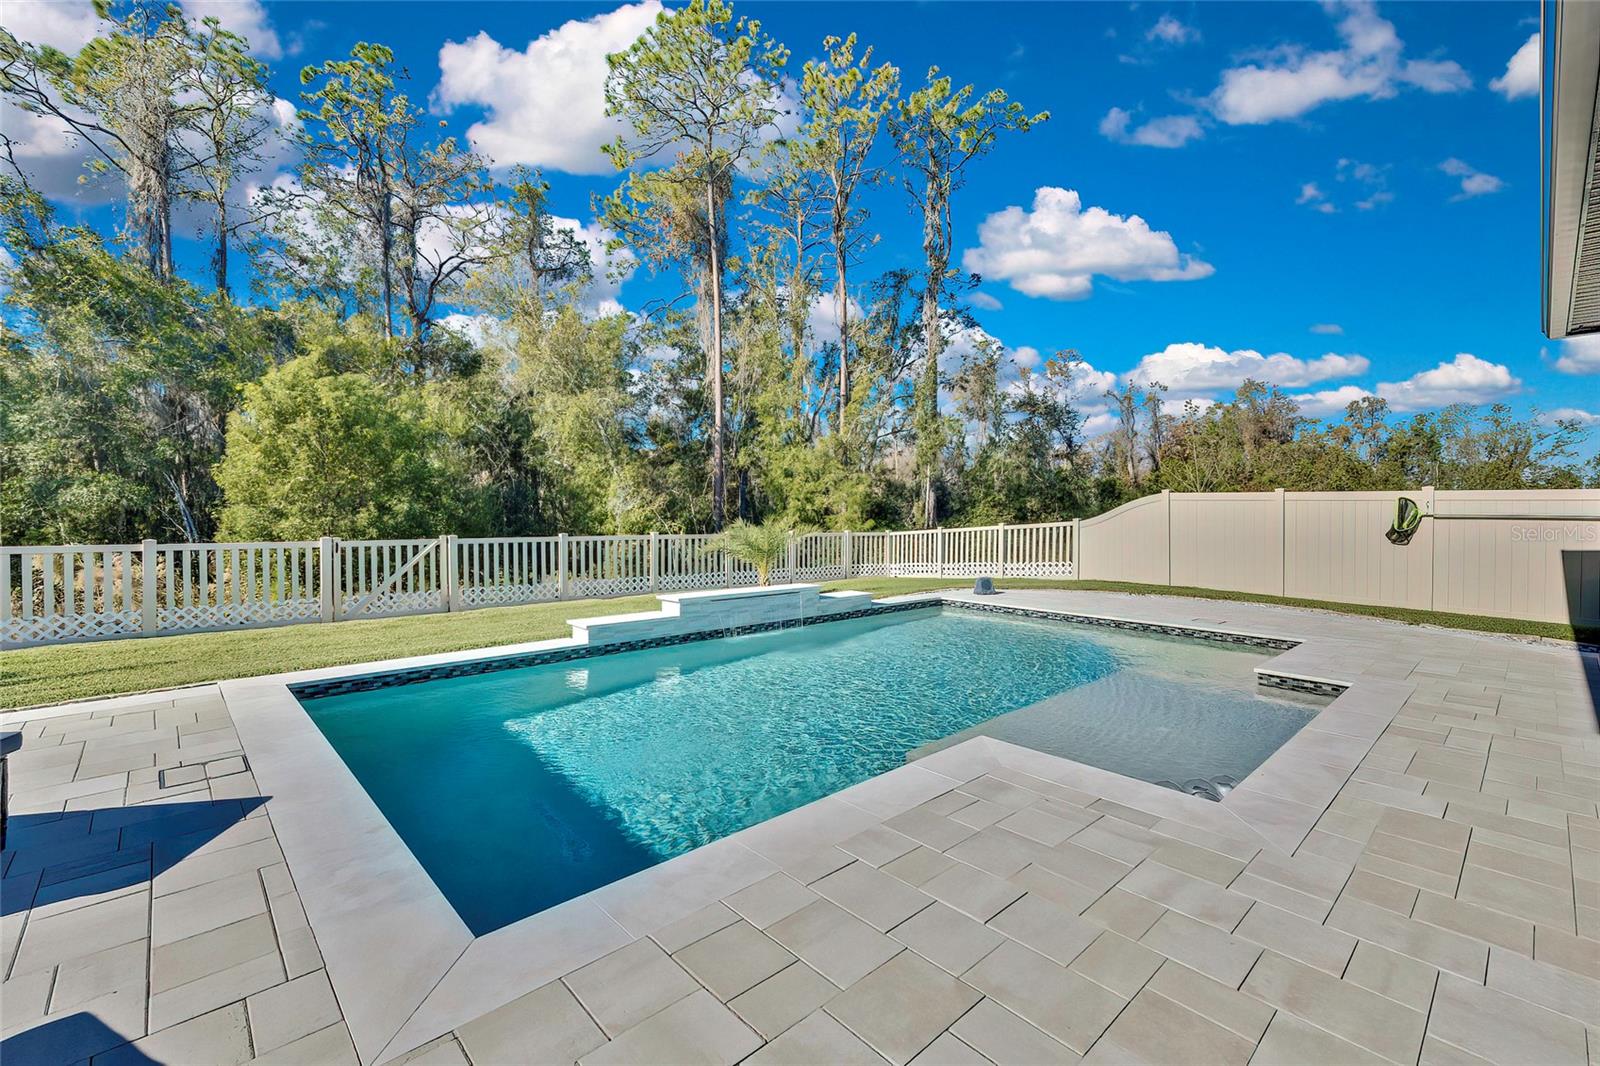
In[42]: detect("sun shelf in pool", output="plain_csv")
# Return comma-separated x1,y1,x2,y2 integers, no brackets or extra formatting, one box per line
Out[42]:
299,606,1318,933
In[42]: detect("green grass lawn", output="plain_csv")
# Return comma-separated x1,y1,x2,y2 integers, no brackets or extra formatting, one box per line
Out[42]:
3,578,1590,711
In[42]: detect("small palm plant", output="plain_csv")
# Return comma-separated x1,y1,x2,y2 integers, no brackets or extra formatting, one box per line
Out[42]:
715,520,792,586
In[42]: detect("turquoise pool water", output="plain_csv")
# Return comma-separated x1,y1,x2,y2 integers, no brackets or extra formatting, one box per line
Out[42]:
301,607,1316,933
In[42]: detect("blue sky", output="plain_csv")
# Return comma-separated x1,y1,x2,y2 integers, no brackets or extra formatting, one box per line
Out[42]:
6,0,1596,441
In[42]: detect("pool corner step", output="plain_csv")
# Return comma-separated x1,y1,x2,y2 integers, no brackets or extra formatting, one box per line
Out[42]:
818,590,875,613
569,583,874,646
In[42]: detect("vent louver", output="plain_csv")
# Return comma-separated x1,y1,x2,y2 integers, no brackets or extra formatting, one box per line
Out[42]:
1568,79,1600,335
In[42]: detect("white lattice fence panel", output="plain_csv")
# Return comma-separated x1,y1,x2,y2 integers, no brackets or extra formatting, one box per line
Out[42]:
658,535,725,590
1005,523,1075,577
161,600,320,632
155,543,322,634
4,546,144,646
457,538,560,606
886,531,940,576
461,583,559,606
6,610,140,645
793,534,846,581
567,536,652,599
850,534,888,577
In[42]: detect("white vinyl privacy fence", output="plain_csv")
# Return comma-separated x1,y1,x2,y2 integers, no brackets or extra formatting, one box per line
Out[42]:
3,523,1075,647
1076,489,1600,627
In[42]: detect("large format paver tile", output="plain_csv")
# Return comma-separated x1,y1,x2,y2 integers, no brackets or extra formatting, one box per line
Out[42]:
728,962,837,1040
1484,945,1600,1027
1425,971,1589,1065
1241,950,1425,1065
948,998,1078,1065
673,920,796,1001
48,937,147,1017
1093,987,1255,1065
814,862,936,932
1138,910,1260,988
921,862,1025,923
986,893,1100,966
744,1010,887,1065
1067,930,1163,999
766,900,902,988
1143,960,1273,1043
1250,1011,1390,1066
147,948,285,1032
908,1031,988,1065
562,937,700,1037
151,912,277,994
10,891,149,977
251,1021,358,1065
581,989,762,1066
94,1005,250,1065
1234,900,1357,975
454,979,606,1065
149,868,267,948
826,951,981,1065
890,901,1005,976
722,873,819,930
245,968,341,1055
963,939,1124,1054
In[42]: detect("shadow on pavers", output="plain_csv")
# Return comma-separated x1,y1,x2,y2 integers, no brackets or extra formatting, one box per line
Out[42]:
0,1012,162,1065
2,797,268,917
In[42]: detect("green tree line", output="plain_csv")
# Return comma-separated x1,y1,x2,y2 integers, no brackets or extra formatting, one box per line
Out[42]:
2,0,1592,545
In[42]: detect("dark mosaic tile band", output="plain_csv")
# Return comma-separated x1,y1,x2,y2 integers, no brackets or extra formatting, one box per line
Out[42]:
291,599,939,699
1256,672,1349,697
948,600,1301,651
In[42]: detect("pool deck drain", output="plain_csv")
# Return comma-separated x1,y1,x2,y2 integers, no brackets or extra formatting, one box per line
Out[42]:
1,588,1596,1065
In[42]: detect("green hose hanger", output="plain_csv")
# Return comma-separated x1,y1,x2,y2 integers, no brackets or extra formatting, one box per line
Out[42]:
1386,496,1423,545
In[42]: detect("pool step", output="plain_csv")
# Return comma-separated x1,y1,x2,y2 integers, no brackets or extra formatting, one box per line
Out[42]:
569,584,879,646
818,590,874,613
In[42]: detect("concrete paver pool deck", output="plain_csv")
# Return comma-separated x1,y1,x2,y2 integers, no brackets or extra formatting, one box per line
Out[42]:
1,587,1597,1065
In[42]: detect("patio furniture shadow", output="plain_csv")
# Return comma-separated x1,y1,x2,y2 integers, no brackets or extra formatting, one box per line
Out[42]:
0,1012,161,1066
1,796,268,917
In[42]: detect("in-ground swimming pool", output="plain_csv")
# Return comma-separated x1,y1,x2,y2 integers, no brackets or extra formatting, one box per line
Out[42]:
299,606,1319,933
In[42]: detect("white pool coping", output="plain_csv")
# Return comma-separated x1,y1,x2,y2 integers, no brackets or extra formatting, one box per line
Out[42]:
217,590,1411,1064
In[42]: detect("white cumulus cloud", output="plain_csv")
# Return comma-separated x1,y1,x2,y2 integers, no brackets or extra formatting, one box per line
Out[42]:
968,291,1003,312
1098,107,1205,148
433,2,663,175
1310,323,1344,335
1208,0,1470,125
1147,14,1200,45
1440,158,1505,200
1124,341,1369,397
806,291,866,350
1542,407,1600,426
1289,384,1373,418
962,187,1213,301
553,215,637,316
181,0,282,58
1296,182,1335,213
1554,334,1600,375
1376,353,1521,411
1490,32,1539,100
0,0,101,51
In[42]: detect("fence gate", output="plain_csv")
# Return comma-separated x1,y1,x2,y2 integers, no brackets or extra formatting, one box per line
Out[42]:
336,539,447,620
